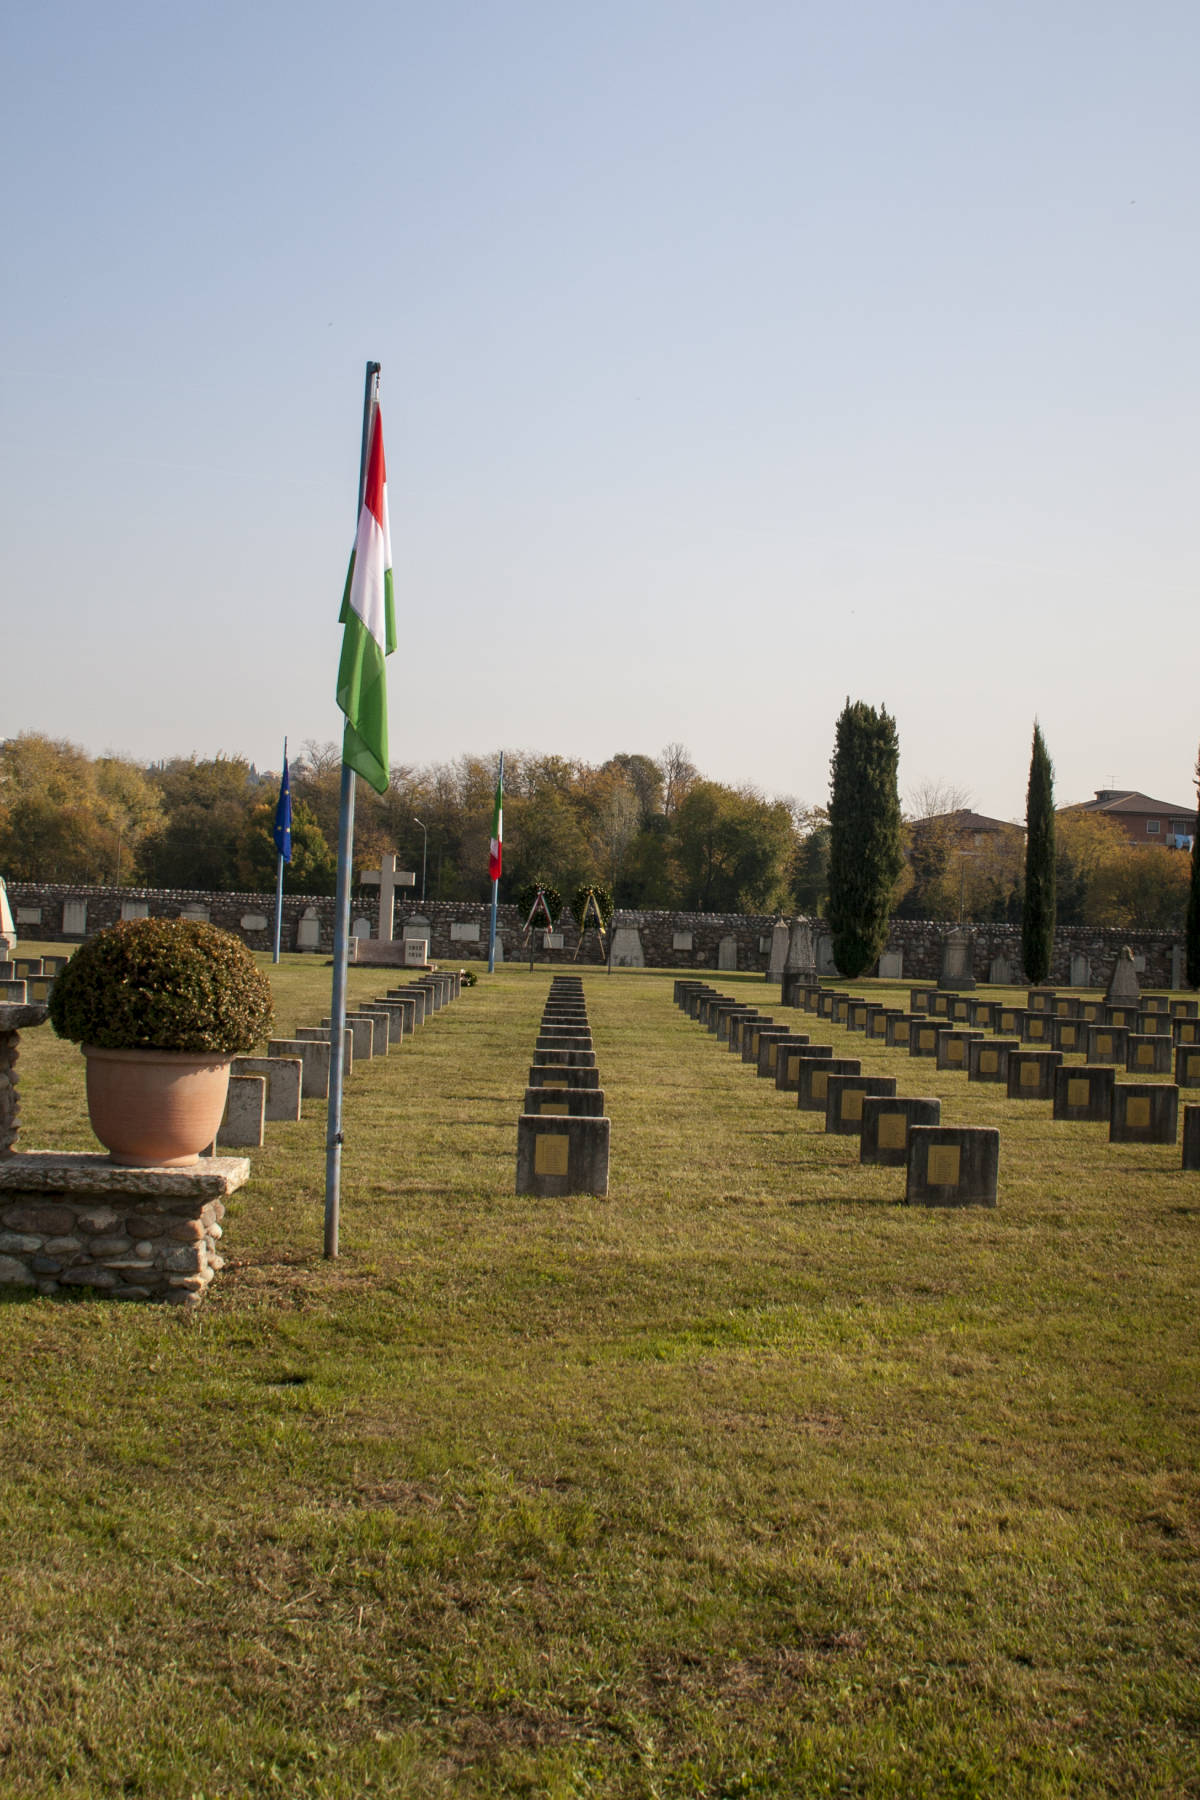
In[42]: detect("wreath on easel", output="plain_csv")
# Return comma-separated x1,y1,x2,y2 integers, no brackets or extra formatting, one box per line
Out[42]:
517,881,562,940
571,883,612,959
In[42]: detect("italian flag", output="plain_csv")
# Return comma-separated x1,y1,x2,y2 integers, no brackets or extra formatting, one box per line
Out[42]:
489,757,503,881
337,405,396,794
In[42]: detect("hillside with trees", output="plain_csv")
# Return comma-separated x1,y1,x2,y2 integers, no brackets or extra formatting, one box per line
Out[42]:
0,730,1191,929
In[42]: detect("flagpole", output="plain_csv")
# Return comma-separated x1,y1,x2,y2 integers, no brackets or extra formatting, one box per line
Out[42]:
325,359,380,1260
272,736,287,964
488,750,503,973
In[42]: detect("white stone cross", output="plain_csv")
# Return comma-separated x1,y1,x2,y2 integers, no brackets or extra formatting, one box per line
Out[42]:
359,854,416,941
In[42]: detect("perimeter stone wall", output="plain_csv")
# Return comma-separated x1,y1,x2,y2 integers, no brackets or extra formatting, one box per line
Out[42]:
5,883,1189,986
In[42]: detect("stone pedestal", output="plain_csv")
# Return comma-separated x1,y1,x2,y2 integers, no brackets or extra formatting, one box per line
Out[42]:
937,928,976,991
0,1152,248,1303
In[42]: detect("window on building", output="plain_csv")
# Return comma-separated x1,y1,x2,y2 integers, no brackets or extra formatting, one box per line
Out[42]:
1146,820,1161,834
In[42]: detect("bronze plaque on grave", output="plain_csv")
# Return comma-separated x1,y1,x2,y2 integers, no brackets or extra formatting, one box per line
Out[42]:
534,1135,569,1175
927,1146,961,1185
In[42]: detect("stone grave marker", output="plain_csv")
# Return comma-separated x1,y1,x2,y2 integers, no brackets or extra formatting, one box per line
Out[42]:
906,1127,999,1207
967,1039,1020,1083
1052,1065,1115,1122
1126,1036,1172,1075
1006,1050,1061,1100
1110,1083,1178,1145
860,1095,940,1167
1105,946,1141,1006
824,1073,897,1135
796,1057,861,1113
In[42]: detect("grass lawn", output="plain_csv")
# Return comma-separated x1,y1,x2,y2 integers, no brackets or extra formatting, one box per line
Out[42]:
1,950,1198,1797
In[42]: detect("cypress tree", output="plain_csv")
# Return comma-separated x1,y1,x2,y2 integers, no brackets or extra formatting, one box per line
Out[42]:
1022,722,1056,986
827,699,903,978
1186,745,1200,990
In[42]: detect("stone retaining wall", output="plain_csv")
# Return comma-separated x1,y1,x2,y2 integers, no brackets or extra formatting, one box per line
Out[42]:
5,882,1190,986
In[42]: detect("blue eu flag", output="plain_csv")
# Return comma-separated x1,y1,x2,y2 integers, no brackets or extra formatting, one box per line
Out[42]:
273,755,293,862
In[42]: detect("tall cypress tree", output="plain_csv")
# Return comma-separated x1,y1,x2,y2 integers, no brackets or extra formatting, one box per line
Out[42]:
1186,744,1200,990
1022,722,1056,986
827,699,903,978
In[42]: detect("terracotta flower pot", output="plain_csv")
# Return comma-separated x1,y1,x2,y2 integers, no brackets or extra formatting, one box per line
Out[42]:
83,1046,233,1167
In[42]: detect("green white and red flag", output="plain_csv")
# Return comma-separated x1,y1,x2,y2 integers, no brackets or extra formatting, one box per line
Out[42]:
489,759,503,881
337,406,396,794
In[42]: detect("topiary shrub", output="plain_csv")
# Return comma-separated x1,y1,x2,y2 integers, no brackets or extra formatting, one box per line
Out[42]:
48,917,274,1054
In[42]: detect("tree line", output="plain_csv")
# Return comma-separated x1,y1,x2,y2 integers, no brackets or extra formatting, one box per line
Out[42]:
0,728,1194,938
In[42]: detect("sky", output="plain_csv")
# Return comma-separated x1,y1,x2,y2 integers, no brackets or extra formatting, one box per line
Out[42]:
3,0,1197,822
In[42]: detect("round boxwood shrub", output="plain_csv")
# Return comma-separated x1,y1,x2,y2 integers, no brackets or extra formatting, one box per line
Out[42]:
48,917,275,1054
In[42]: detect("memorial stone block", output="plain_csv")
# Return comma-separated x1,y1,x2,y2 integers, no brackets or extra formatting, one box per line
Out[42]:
1006,1050,1061,1100
909,1020,947,1058
269,1037,331,1101
1136,1010,1171,1036
1050,1018,1084,1054
824,1074,898,1134
217,1074,266,1149
1052,1064,1115,1122
773,1039,823,1092
757,1027,797,1077
1110,1083,1178,1145
1020,1011,1053,1045
967,1039,1020,1083
1182,1105,1200,1171
1175,1045,1200,1088
885,1014,916,1047
1105,1005,1139,1030
1027,990,1055,1013
1126,1035,1172,1075
1084,1024,1127,1064
1169,999,1200,1019
516,1114,610,1197
1175,1018,1200,1046
936,1029,983,1071
860,1095,940,1166
233,1055,302,1121
796,1056,861,1112
522,1086,605,1117
528,1064,600,1089
906,1127,999,1207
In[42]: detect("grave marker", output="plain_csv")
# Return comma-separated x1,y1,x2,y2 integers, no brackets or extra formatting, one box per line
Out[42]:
906,1127,999,1207
1110,1083,1178,1145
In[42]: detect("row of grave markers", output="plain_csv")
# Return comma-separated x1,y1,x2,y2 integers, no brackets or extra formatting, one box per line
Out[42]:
516,977,610,1196
221,970,464,1148
675,981,998,1203
779,979,1200,1161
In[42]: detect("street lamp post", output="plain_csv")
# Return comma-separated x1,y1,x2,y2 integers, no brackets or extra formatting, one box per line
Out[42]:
413,818,428,903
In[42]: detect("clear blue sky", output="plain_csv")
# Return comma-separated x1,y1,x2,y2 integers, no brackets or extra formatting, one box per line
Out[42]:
3,0,1196,820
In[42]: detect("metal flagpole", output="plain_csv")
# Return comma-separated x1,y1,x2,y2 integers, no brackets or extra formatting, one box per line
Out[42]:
487,750,503,973
272,737,287,963
325,359,380,1260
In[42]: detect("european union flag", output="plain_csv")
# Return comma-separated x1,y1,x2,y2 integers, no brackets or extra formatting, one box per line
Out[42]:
273,754,292,862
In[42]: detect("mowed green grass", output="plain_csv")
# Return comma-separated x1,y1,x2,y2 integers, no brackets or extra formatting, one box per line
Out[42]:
2,951,1199,1798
